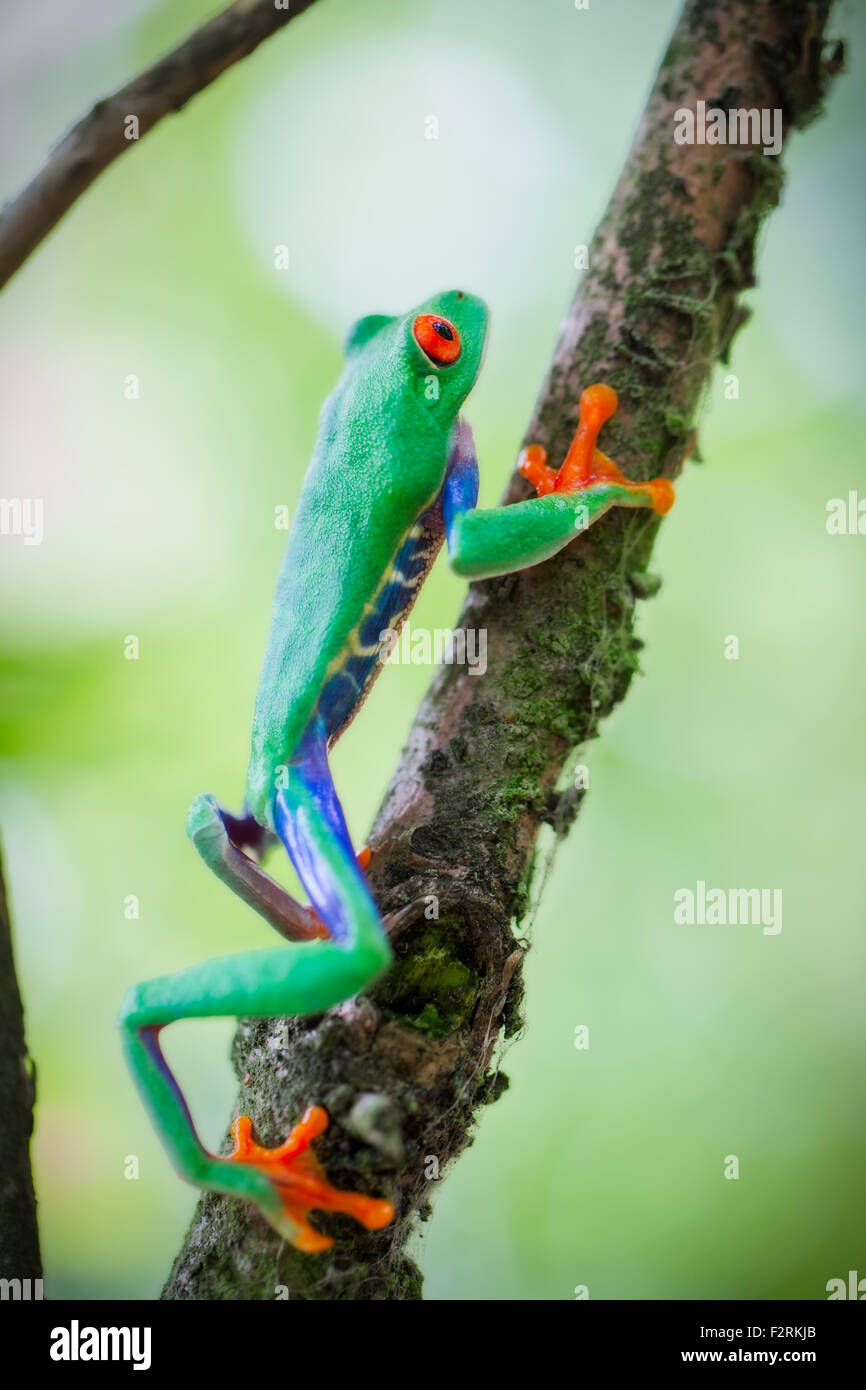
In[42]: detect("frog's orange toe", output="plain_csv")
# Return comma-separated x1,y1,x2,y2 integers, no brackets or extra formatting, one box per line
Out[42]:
647,476,675,515
227,1106,394,1252
580,382,618,425
519,444,558,496
286,1205,338,1254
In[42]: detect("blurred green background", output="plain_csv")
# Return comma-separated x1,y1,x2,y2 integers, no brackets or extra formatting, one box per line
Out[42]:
1,0,864,1300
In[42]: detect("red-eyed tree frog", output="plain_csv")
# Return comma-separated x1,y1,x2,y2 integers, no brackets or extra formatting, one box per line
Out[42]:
119,290,673,1253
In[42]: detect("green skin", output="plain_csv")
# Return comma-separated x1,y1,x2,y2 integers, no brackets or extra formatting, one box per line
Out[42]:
118,289,665,1245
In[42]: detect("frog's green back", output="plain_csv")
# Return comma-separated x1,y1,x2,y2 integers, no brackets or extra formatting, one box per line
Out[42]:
245,290,487,826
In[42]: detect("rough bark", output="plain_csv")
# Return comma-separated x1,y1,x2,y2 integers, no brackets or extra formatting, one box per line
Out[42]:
0,0,321,291
162,0,841,1299
0,847,42,1284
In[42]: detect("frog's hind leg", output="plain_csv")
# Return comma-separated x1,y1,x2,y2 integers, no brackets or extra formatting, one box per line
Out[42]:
272,725,386,950
119,943,393,1249
187,792,326,942
119,727,394,1250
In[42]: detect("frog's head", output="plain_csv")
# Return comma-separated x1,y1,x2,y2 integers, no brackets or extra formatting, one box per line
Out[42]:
404,289,488,410
345,290,489,423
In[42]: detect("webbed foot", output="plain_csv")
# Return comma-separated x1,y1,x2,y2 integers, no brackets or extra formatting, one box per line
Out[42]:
519,384,674,515
224,1106,394,1253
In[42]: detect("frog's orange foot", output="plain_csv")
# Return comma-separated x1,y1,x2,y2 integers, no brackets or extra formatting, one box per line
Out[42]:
227,1107,394,1254
521,383,674,516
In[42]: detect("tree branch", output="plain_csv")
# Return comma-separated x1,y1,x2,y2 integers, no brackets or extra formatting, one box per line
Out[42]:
0,0,321,291
0,844,41,1284
163,0,841,1299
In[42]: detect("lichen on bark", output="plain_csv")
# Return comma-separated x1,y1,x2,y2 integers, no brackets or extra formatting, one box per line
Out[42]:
163,0,841,1301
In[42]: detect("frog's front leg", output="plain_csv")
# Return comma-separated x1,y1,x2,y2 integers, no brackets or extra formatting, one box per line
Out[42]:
444,384,674,580
119,727,394,1252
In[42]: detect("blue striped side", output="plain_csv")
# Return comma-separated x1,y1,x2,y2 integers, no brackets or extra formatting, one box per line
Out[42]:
317,516,443,742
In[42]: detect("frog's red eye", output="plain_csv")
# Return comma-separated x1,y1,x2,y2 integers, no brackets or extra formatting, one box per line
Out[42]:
413,314,461,364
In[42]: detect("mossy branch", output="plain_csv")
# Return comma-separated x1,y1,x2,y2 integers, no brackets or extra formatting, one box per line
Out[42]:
163,0,841,1299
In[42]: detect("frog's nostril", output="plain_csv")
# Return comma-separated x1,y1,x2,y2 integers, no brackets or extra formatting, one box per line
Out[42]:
456,290,464,300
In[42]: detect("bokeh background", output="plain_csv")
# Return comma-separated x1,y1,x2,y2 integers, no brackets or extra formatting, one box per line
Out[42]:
1,0,864,1300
